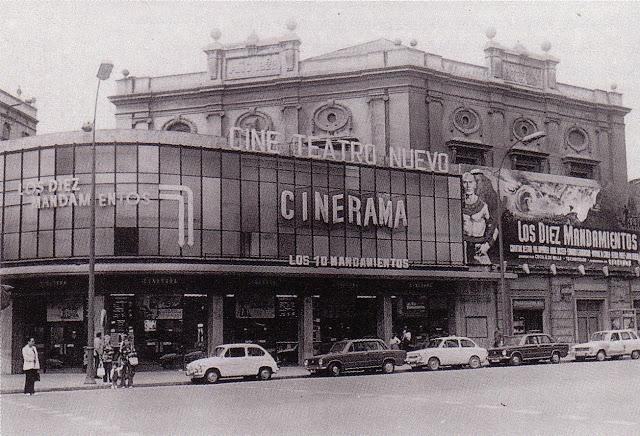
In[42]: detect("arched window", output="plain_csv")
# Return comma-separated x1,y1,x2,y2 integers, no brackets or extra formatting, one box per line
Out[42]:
166,121,191,133
1,123,10,140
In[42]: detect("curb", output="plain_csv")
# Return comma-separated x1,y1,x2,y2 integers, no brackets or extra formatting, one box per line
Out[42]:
0,371,314,395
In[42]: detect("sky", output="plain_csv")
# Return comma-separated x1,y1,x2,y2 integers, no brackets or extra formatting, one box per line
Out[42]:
1,1,639,178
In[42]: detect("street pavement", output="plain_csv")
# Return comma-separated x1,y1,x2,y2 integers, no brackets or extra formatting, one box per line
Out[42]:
2,359,639,436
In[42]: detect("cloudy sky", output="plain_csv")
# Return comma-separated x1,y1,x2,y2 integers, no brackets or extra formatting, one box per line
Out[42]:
2,1,639,178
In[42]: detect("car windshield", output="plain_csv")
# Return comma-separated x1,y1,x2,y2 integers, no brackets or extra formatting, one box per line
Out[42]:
213,346,226,357
590,332,606,341
503,336,523,346
329,341,349,353
427,339,442,348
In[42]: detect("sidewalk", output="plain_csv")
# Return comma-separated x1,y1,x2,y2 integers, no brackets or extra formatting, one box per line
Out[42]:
0,366,312,395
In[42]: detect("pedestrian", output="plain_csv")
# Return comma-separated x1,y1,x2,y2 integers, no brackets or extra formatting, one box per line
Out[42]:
119,335,138,388
389,333,401,350
94,332,103,378
22,337,40,396
102,335,114,383
111,356,124,389
493,330,504,348
401,326,412,351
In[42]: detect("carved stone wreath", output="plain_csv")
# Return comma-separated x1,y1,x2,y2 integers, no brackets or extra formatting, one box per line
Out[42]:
312,100,352,135
452,107,481,135
162,116,197,133
565,126,589,153
235,108,273,132
512,118,537,140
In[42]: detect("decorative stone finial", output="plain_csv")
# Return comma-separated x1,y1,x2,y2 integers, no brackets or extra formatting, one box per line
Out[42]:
211,28,222,41
409,39,417,47
121,69,130,78
246,31,259,46
81,122,93,132
513,41,528,56
393,38,402,46
485,27,497,40
16,86,22,97
611,83,618,91
541,41,551,53
285,19,297,32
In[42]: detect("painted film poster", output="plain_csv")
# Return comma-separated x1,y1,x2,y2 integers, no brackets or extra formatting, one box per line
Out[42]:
460,166,640,269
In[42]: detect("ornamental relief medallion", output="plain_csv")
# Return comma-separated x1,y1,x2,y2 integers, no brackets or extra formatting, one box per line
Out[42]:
512,118,537,140
565,127,590,153
235,109,273,132
312,101,352,135
452,107,481,135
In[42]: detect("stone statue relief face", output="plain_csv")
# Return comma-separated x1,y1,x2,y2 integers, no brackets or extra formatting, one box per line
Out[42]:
462,172,477,196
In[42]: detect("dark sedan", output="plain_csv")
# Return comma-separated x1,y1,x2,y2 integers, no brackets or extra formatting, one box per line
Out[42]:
488,333,569,366
304,339,406,376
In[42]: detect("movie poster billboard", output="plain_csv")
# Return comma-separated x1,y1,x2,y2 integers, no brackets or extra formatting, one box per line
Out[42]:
460,166,640,269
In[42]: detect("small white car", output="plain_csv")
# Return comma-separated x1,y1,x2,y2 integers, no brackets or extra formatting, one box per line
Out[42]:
186,343,279,384
406,336,488,370
572,330,640,361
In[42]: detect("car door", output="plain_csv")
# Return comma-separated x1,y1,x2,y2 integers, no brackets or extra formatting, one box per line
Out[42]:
538,334,554,358
441,339,461,365
609,332,625,356
365,340,385,368
247,346,267,374
522,335,539,360
459,338,477,363
223,346,247,377
344,342,367,370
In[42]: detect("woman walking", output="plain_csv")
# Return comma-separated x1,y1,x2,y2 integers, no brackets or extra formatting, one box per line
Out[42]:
102,335,114,383
22,337,40,396
119,335,138,388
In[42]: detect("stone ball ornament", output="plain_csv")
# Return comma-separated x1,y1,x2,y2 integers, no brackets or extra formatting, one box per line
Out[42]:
81,122,93,132
611,83,618,91
393,38,402,46
485,27,497,40
210,28,222,41
410,39,418,47
285,19,297,31
541,41,552,52
121,69,130,78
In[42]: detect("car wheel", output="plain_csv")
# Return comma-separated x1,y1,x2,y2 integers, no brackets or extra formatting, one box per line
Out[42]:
382,360,395,374
427,357,440,371
631,350,640,360
596,350,606,361
204,369,220,384
550,352,561,364
258,367,272,381
468,355,481,369
509,354,522,366
328,363,342,377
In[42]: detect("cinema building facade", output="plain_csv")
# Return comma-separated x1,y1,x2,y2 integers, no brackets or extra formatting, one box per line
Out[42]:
1,26,639,373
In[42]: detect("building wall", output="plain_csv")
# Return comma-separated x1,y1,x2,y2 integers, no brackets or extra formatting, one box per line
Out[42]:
0,89,37,141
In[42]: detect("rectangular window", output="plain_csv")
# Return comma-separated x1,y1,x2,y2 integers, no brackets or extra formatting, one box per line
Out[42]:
567,162,596,179
513,156,545,173
114,227,138,256
454,148,485,166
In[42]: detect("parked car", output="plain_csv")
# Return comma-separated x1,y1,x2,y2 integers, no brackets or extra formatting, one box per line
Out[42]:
572,329,640,361
304,338,406,376
405,336,488,370
186,343,278,384
159,349,206,369
487,333,569,366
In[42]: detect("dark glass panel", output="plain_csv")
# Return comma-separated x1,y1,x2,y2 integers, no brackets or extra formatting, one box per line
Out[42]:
221,152,240,179
5,153,22,180
22,150,39,178
95,145,115,173
160,147,180,174
20,231,37,259
96,228,114,256
38,230,54,258
55,229,72,257
202,230,221,256
160,228,180,255
222,231,240,256
114,227,139,256
221,179,240,231
241,181,259,232
138,145,159,173
202,177,221,230
182,148,201,176
139,228,159,255
74,146,92,174
202,150,220,178
74,228,90,256
40,148,55,176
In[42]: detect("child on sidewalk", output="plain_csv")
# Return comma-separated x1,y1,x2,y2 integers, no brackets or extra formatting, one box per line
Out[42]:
111,358,124,389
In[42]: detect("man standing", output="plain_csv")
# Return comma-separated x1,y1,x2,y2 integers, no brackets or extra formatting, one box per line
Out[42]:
462,171,498,265
93,332,103,378
22,337,40,396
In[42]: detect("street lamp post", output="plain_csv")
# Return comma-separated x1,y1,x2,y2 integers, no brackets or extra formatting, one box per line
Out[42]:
84,61,113,385
495,131,546,333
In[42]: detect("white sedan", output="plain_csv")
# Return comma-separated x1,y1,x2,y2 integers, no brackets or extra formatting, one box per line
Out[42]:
406,336,488,370
186,343,279,384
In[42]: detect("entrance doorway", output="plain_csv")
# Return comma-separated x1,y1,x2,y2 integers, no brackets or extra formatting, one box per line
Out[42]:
511,299,545,335
577,299,603,343
48,322,85,367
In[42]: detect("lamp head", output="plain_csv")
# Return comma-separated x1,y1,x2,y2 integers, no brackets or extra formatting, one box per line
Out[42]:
521,263,530,275
550,264,557,275
97,61,114,80
521,131,546,144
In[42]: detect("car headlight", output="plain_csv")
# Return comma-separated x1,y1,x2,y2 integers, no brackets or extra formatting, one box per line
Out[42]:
318,358,323,366
501,350,507,356
304,360,308,366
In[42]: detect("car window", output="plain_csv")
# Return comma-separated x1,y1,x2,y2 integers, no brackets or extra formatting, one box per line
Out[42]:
428,339,443,348
525,336,538,345
538,335,551,344
444,339,459,348
248,347,265,356
610,333,620,341
621,332,631,340
330,341,348,353
460,339,475,348
213,346,225,357
351,342,367,352
366,341,383,351
225,347,246,358
630,332,638,340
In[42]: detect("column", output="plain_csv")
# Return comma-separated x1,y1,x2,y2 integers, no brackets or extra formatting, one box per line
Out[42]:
367,94,388,157
376,295,392,344
297,295,313,366
281,104,300,144
206,111,225,137
207,294,224,354
0,303,13,374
